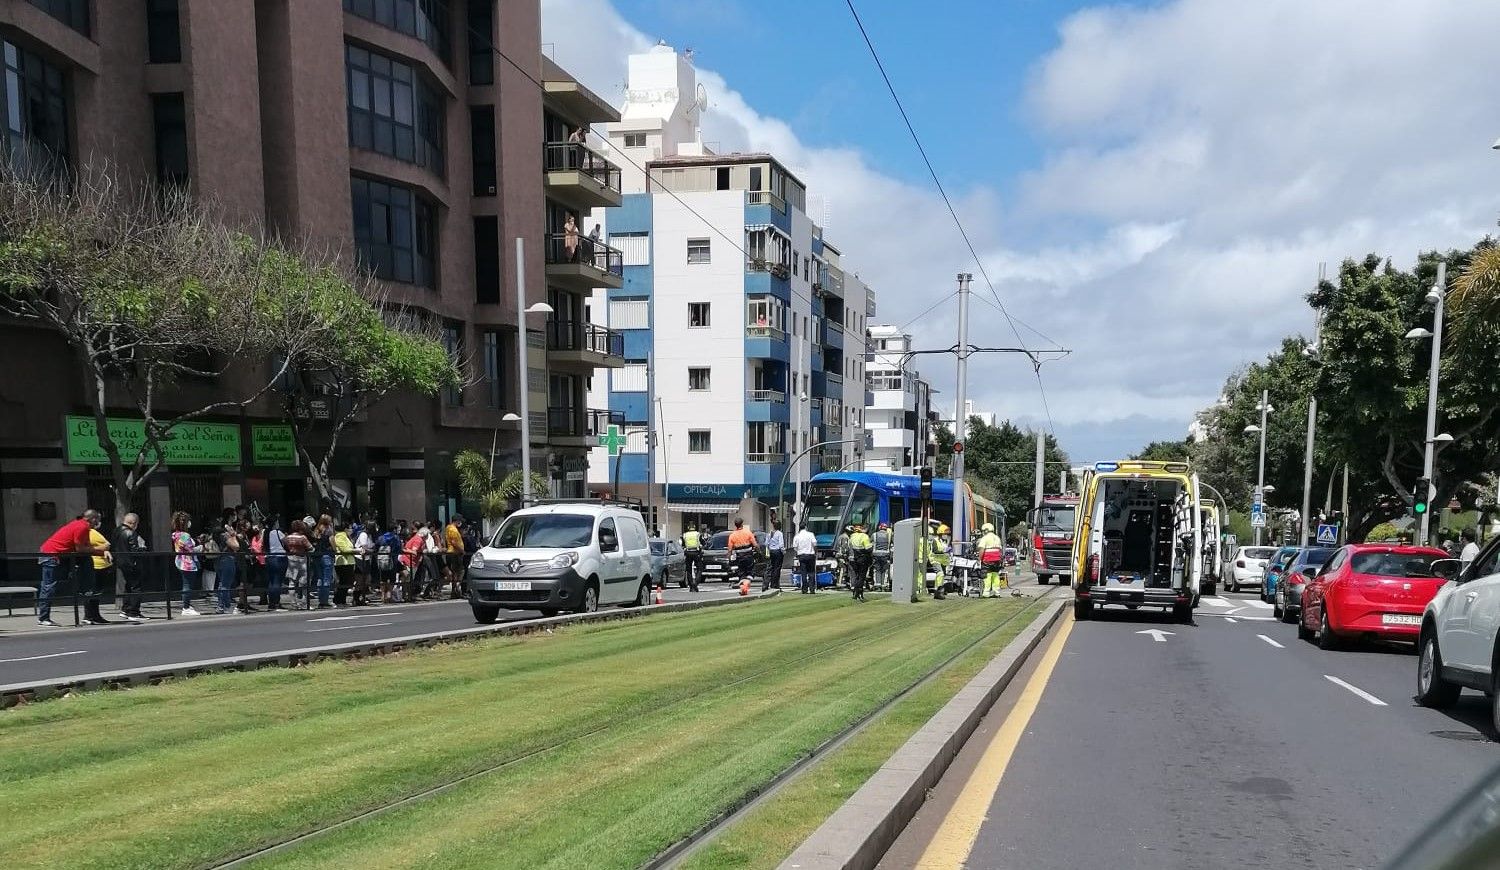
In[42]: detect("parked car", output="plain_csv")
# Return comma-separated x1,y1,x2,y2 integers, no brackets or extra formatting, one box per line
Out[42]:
1298,543,1451,650
1416,535,1500,733
701,530,768,582
1273,546,1336,621
1003,547,1019,567
649,538,685,588
1260,546,1300,602
1227,545,1278,593
466,503,654,623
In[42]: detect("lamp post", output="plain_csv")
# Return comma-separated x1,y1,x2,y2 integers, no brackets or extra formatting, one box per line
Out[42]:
513,237,553,507
1405,261,1447,547
1301,336,1320,546
1244,389,1273,545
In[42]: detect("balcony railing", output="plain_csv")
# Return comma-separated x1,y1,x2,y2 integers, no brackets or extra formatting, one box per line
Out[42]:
825,371,845,387
746,452,783,464
548,406,621,439
545,233,623,277
747,258,791,280
746,324,786,340
746,388,786,404
547,321,624,358
544,141,622,193
746,190,786,213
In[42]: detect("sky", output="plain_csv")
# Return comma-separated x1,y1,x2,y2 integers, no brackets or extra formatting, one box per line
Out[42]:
541,0,1500,464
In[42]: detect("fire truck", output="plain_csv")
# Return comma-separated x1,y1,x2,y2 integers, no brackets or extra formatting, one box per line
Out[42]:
1028,493,1080,585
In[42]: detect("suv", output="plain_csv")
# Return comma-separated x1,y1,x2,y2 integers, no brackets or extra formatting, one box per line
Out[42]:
466,504,654,623
1417,536,1500,734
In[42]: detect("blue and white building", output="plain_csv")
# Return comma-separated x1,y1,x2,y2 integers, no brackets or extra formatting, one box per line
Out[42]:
585,44,874,536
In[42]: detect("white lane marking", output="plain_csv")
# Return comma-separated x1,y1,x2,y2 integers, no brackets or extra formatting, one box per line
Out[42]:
1137,629,1174,642
1244,599,1274,610
0,650,87,664
307,622,395,633
1223,608,1244,616
1324,675,1387,706
1257,634,1284,648
1202,597,1233,608
1224,617,1238,624
306,612,405,623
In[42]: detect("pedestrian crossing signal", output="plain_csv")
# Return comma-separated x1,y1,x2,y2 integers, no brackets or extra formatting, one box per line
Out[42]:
1413,478,1430,516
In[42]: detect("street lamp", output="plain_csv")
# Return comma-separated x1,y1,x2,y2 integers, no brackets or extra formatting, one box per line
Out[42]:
1406,261,1447,546
513,236,554,508
1246,390,1273,545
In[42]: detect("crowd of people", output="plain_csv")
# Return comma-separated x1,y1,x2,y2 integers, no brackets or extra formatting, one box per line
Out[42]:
33,506,485,627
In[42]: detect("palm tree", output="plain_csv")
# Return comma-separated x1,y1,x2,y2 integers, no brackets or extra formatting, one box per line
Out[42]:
452,449,549,522
1450,244,1500,334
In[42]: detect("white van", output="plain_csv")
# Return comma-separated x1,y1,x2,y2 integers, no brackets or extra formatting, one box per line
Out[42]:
467,503,654,623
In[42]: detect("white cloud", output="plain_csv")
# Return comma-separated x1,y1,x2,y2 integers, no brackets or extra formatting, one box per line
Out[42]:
543,0,1500,460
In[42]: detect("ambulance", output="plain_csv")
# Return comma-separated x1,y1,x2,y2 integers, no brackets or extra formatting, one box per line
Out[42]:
1072,460,1203,623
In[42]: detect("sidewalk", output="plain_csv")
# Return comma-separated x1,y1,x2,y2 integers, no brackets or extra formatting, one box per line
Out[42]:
0,592,465,635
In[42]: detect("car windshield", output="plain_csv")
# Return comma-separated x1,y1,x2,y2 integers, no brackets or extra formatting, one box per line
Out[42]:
708,532,731,549
1295,548,1335,569
1037,505,1075,531
1351,551,1442,578
804,481,850,539
1242,547,1277,560
491,513,594,549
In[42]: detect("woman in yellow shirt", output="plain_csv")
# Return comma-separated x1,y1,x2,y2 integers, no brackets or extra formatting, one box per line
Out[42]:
83,527,113,625
332,520,356,607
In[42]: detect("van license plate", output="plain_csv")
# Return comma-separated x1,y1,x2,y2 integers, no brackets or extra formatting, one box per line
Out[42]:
495,581,531,592
1381,614,1420,626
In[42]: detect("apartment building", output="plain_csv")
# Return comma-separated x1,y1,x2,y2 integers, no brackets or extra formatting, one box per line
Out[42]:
0,0,616,549
583,43,874,536
864,325,936,474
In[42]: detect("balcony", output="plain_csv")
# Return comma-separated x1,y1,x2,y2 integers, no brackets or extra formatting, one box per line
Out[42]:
544,142,623,210
746,452,782,464
545,233,623,290
820,319,845,350
746,388,786,404
746,190,786,213
745,327,790,363
546,321,625,370
547,406,620,447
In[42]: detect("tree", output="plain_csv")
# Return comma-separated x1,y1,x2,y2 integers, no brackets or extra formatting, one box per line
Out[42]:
0,168,336,522
452,449,550,524
1132,439,1194,463
951,419,1069,526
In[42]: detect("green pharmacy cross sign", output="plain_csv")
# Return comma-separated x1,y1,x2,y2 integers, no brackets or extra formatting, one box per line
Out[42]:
598,424,628,456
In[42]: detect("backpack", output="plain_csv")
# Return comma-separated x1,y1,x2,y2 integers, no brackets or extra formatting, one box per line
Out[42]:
377,533,398,571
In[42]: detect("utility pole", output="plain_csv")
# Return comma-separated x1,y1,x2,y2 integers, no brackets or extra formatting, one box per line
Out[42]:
646,344,656,531
515,237,533,506
951,273,971,544
1418,261,1446,546
793,336,805,528
1254,388,1269,547
1059,467,1068,494
1034,430,1045,516
1301,269,1321,547
1340,463,1349,545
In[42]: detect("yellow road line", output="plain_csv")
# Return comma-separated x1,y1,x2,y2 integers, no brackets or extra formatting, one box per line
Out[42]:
914,613,1074,869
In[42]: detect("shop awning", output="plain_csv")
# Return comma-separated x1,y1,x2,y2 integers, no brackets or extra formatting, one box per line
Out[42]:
667,502,740,513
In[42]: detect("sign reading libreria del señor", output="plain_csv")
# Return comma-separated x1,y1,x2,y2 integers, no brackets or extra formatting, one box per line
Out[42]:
64,416,242,466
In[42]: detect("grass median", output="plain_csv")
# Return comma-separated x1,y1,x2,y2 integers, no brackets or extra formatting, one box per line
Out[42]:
0,593,1032,870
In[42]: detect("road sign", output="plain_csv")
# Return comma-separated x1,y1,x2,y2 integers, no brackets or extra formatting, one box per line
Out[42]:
1316,524,1338,546
1250,503,1266,528
598,425,627,456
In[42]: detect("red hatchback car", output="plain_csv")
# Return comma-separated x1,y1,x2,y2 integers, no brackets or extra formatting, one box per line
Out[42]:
1298,544,1451,650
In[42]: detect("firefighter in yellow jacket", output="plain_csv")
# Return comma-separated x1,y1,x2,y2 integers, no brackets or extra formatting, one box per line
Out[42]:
977,523,1006,597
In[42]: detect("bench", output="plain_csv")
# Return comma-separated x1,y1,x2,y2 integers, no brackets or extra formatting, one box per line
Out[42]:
0,586,36,617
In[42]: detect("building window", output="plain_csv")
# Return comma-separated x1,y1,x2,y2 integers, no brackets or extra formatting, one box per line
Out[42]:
688,430,712,454
687,238,711,264
482,330,503,408
346,44,445,174
747,297,783,335
466,0,493,84
687,302,710,328
2,41,70,173
470,106,495,195
145,0,182,63
29,0,89,35
749,166,762,190
792,251,799,277
442,323,463,407
343,0,451,63
151,93,188,187
473,215,499,304
688,367,710,391
623,132,645,148
715,166,730,190
351,176,436,287
611,232,649,266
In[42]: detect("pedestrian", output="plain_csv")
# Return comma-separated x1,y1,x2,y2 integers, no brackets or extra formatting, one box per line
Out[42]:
1460,528,1480,574
848,523,873,602
727,518,757,586
835,525,853,588
213,517,242,615
81,521,113,624
405,523,429,598
36,509,108,626
246,520,265,611
311,514,334,609
563,213,580,261
170,511,204,616
872,522,893,591
262,516,288,611
681,525,704,592
377,521,403,603
977,522,1006,598
353,518,376,606
114,512,147,621
332,519,355,606
444,514,466,599
793,524,818,593
284,519,312,609
763,521,785,591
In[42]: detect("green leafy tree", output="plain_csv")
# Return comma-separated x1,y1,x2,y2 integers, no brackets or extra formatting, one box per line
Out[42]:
954,419,1069,527
1132,439,1195,463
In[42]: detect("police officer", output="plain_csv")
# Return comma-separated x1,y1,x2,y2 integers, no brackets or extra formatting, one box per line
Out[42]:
848,523,874,602
872,522,893,590
835,524,853,587
977,522,1006,598
681,525,703,592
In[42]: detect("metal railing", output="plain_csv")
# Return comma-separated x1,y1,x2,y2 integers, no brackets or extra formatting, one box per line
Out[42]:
544,233,624,277
746,258,791,280
746,452,783,464
745,325,786,340
825,371,845,387
746,190,786,212
546,321,624,358
746,388,786,403
543,141,622,193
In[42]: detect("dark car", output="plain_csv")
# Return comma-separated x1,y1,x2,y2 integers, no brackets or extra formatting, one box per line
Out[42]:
701,530,767,581
1260,546,1300,603
1274,546,1336,622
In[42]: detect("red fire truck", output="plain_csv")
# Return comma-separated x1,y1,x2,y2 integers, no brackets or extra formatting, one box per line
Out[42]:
1029,493,1080,585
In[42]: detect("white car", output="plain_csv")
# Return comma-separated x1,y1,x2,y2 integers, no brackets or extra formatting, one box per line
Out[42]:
1226,545,1278,593
1416,538,1500,733
466,503,654,623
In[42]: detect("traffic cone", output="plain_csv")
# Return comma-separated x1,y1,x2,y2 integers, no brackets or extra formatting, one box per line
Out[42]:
739,577,751,596
654,585,665,605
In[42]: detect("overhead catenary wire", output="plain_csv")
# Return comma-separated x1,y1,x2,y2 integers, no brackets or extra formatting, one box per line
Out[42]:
842,0,1062,434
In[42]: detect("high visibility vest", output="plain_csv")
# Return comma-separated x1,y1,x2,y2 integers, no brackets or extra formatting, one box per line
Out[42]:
683,530,701,550
873,529,892,553
849,532,873,551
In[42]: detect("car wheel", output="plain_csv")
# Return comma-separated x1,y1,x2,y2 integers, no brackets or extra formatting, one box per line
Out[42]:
1273,601,1284,620
1491,687,1500,739
1073,598,1092,621
1317,606,1341,651
1037,574,1049,585
1415,633,1461,708
578,583,599,614
471,604,500,624
539,608,559,618
630,578,649,607
1297,608,1314,641
1173,601,1193,624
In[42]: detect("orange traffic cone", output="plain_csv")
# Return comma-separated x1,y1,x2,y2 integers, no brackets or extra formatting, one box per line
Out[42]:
739,577,751,596
654,585,665,605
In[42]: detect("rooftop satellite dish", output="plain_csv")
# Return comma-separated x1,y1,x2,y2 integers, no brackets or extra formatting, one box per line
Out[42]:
693,83,708,116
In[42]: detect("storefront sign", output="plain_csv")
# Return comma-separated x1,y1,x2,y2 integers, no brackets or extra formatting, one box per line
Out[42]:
667,483,739,500
251,425,298,467
64,415,240,466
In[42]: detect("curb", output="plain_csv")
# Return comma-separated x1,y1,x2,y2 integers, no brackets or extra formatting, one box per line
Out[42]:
778,591,1068,870
1,590,778,708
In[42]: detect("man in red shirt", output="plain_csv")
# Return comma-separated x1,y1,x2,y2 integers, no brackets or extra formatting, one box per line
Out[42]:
38,509,106,627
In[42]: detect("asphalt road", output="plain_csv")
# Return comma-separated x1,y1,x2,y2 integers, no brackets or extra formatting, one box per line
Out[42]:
0,583,749,686
885,590,1498,870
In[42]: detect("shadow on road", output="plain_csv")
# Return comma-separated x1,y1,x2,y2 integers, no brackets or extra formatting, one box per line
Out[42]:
1083,606,1191,627
1431,696,1497,742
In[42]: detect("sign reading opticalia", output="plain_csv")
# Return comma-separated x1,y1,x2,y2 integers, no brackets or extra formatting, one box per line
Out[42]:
65,415,240,466
250,425,298,467
666,483,739,501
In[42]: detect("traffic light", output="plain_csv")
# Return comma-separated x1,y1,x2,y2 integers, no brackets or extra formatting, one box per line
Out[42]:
919,466,933,499
1413,477,1431,516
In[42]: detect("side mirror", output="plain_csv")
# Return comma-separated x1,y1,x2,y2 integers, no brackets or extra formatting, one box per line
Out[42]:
1430,558,1462,582
1300,567,1318,579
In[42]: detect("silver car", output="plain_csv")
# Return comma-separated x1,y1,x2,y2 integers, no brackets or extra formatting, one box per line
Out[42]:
649,538,685,588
